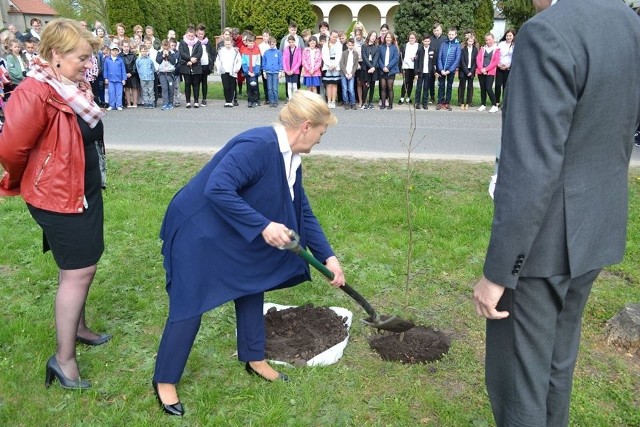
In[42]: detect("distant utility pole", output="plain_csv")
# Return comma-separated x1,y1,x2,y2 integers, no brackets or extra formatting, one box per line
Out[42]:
220,0,226,34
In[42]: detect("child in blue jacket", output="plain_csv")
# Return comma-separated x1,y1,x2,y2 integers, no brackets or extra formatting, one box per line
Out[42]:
103,44,127,110
136,45,156,108
261,37,282,107
436,28,461,111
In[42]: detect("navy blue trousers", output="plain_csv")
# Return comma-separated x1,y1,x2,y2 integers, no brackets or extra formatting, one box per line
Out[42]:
153,292,265,384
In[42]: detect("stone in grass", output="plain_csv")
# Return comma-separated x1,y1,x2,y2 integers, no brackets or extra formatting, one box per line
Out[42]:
605,303,640,352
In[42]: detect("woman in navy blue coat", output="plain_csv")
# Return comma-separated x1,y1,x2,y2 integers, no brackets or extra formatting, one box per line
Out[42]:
152,90,345,416
377,33,400,109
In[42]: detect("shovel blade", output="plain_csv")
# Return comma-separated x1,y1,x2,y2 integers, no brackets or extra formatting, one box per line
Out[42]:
362,315,415,333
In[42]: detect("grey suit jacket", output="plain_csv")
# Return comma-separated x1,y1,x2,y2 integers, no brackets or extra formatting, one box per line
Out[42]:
483,0,640,289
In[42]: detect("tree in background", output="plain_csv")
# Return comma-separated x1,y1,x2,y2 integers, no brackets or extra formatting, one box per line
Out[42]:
474,0,495,39
394,0,482,44
231,0,315,39
46,0,107,26
105,0,144,34
47,0,80,20
46,0,221,39
496,0,535,30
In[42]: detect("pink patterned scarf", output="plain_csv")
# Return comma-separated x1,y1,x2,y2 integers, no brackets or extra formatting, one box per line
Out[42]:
182,35,198,47
27,57,104,128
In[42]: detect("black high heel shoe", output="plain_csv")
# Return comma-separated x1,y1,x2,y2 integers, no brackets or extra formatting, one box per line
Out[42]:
76,333,112,346
152,380,184,416
45,356,91,390
245,362,289,382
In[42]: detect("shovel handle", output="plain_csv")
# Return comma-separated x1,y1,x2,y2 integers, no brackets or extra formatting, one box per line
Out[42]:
294,246,378,320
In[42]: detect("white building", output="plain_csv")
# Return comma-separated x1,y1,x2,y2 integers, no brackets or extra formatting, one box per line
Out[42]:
310,0,400,35
310,1,505,40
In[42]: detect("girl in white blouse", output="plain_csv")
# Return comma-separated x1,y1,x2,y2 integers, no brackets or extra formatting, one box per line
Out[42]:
495,28,515,108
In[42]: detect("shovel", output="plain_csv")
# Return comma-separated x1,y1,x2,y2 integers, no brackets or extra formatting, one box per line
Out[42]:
283,231,415,333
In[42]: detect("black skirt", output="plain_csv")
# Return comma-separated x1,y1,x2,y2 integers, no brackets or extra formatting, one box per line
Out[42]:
27,117,105,270
356,67,369,81
124,73,140,89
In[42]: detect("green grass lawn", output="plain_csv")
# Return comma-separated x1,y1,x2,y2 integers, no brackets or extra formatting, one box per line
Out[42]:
1,153,639,426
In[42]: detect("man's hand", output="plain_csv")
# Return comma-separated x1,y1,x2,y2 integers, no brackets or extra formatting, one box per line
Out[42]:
473,276,509,320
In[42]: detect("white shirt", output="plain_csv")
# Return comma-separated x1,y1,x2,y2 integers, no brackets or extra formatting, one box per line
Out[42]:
497,41,513,68
259,41,270,56
149,47,160,71
346,50,354,73
204,48,211,66
402,42,419,69
274,124,301,200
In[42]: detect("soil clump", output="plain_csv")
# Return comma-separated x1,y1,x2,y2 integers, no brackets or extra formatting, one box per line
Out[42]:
368,326,451,364
265,304,348,365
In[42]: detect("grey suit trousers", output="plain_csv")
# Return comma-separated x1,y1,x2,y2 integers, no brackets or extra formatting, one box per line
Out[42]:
485,269,601,427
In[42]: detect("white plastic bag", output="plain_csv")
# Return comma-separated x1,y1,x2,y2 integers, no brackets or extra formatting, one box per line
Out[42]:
263,302,353,366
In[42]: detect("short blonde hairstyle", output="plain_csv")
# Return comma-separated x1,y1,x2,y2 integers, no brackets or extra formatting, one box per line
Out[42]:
39,18,100,62
279,90,337,128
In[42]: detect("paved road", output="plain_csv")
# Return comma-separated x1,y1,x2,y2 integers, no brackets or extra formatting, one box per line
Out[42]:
103,99,640,164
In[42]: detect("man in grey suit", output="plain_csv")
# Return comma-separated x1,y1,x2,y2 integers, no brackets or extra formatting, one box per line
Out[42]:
473,0,640,426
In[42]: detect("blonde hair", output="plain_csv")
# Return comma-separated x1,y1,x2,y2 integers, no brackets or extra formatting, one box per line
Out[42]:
279,90,337,128
39,18,100,62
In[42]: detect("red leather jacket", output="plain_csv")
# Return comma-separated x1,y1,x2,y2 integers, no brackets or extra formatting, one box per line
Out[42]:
0,78,87,213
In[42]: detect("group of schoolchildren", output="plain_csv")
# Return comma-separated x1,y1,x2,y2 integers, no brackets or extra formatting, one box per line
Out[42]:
91,22,222,112
1,19,519,114
0,19,515,115
96,26,183,111
397,24,517,113
212,20,518,114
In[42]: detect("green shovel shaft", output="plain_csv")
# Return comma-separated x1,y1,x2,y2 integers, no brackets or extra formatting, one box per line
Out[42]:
297,247,335,279
296,247,378,320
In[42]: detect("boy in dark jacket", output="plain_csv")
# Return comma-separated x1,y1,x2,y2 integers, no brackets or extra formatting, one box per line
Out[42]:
414,34,436,110
156,39,179,110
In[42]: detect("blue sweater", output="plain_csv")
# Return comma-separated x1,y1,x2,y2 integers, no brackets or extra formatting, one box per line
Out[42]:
437,39,461,73
262,48,282,73
103,55,126,82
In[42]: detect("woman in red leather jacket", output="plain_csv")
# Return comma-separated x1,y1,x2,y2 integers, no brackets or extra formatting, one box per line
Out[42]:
0,18,110,390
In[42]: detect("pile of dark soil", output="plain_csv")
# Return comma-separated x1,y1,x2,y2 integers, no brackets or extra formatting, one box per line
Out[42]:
368,326,451,364
264,304,349,366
